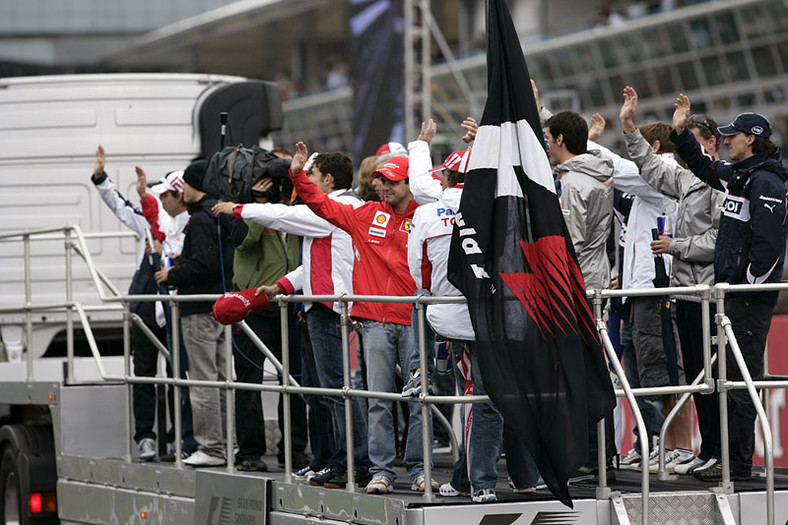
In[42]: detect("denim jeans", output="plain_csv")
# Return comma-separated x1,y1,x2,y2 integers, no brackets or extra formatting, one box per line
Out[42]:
299,315,335,471
362,320,430,481
448,340,540,491
306,305,369,470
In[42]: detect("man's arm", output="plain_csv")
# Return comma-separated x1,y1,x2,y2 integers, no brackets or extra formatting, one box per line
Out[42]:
407,208,428,290
560,186,588,257
670,94,731,191
91,145,149,237
625,129,692,200
665,190,722,263
230,201,340,238
408,119,441,205
276,265,304,295
289,141,360,234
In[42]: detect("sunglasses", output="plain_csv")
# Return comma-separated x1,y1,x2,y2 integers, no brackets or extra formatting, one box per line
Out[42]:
689,114,714,134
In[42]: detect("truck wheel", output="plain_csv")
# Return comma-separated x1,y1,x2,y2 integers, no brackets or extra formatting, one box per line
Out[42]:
0,445,21,525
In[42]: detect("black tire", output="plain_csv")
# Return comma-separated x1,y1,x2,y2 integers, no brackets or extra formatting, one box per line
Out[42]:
0,445,22,525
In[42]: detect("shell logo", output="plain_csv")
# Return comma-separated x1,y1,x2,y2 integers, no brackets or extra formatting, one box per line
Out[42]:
376,215,387,224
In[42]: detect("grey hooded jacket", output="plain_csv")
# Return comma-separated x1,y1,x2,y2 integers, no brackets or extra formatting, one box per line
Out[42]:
554,151,615,291
625,129,724,301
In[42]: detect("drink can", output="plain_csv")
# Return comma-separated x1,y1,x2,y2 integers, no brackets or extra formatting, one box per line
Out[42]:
657,215,672,238
435,340,452,375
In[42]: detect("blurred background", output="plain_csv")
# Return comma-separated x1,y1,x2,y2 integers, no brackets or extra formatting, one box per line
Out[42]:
1,0,786,160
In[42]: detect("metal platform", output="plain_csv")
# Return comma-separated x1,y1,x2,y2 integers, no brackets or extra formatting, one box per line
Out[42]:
55,451,788,525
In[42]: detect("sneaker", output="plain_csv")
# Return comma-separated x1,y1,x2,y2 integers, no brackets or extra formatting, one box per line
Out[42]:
365,474,394,494
324,468,370,489
138,438,156,461
235,456,268,472
410,473,440,492
694,463,723,482
439,482,468,497
619,448,641,470
472,488,497,503
293,466,317,482
693,457,719,474
183,450,226,468
651,448,694,473
401,369,433,397
631,446,659,472
309,466,340,487
674,456,706,475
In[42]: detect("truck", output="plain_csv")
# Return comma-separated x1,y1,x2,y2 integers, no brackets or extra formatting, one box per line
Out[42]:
0,73,282,360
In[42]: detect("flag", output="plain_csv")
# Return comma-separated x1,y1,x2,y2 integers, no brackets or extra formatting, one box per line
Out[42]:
447,0,615,507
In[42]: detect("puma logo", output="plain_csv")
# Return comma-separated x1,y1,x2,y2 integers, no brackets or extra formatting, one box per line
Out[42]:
764,203,776,213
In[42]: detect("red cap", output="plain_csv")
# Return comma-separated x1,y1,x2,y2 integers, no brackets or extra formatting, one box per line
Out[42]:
211,288,270,325
429,150,471,175
371,156,409,182
375,142,407,156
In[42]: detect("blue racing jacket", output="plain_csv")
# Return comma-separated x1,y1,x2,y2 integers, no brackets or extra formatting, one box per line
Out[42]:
671,127,788,305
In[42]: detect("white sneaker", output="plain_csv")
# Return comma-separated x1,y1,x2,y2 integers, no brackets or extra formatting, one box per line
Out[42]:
631,446,658,472
648,448,693,473
472,488,497,503
183,450,226,467
293,466,317,482
138,438,156,461
674,456,703,475
619,448,641,470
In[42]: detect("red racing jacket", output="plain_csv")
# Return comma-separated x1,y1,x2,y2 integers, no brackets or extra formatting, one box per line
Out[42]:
291,169,418,325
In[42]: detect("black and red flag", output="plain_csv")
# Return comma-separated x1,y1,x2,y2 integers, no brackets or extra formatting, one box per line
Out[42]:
447,0,615,507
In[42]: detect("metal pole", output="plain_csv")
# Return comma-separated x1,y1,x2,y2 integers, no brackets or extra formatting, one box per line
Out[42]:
593,291,607,487
171,301,183,468
404,0,415,137
280,301,293,482
24,233,33,381
701,286,714,394
722,320,774,525
123,301,133,463
225,324,234,473
65,228,74,383
716,285,732,489
419,0,431,123
416,300,433,502
340,300,356,490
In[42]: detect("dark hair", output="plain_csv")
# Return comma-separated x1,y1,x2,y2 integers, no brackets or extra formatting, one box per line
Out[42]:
688,114,721,146
639,122,675,154
544,111,588,155
444,170,465,187
751,135,777,156
271,147,293,159
315,152,353,190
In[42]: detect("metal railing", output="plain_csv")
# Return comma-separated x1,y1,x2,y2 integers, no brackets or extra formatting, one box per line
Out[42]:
2,225,786,525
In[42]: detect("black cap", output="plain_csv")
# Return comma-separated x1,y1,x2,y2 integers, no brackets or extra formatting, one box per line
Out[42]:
182,160,207,192
718,113,771,139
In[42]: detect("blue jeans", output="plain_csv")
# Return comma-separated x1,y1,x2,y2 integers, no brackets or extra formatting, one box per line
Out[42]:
306,305,370,470
362,320,430,481
622,319,663,450
299,316,335,471
449,340,540,491
408,291,435,373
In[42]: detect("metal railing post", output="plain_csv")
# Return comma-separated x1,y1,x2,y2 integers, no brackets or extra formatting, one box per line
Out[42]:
701,285,714,394
171,301,183,468
340,299,356,490
715,284,732,489
592,290,607,488
24,233,33,380
225,324,234,473
416,299,433,502
64,227,75,383
123,301,133,463
280,300,293,482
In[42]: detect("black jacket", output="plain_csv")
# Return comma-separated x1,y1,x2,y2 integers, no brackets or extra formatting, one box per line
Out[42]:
672,127,788,305
166,196,235,316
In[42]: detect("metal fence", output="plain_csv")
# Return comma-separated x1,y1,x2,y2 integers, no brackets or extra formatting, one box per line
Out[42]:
2,225,787,525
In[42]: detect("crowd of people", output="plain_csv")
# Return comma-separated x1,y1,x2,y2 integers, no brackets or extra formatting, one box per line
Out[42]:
93,76,787,503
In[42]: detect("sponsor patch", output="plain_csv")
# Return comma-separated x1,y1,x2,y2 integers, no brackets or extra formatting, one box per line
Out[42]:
721,195,750,222
369,226,387,238
373,211,391,228
400,219,412,233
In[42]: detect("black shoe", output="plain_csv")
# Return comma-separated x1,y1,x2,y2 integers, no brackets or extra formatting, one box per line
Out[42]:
277,451,313,470
354,466,372,486
568,464,616,484
235,456,268,472
324,470,349,489
694,463,750,482
309,466,341,486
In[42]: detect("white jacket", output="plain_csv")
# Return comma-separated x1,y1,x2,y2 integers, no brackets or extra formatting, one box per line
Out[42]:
408,187,475,340
590,142,678,292
407,139,442,205
238,189,363,314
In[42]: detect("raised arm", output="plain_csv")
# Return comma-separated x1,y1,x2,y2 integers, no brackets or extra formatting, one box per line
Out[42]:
408,119,441,204
90,145,149,237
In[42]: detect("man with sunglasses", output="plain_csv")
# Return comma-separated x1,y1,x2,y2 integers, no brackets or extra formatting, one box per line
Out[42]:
671,95,788,482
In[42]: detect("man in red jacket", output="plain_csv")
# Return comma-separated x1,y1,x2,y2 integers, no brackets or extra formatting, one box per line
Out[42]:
288,141,435,494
